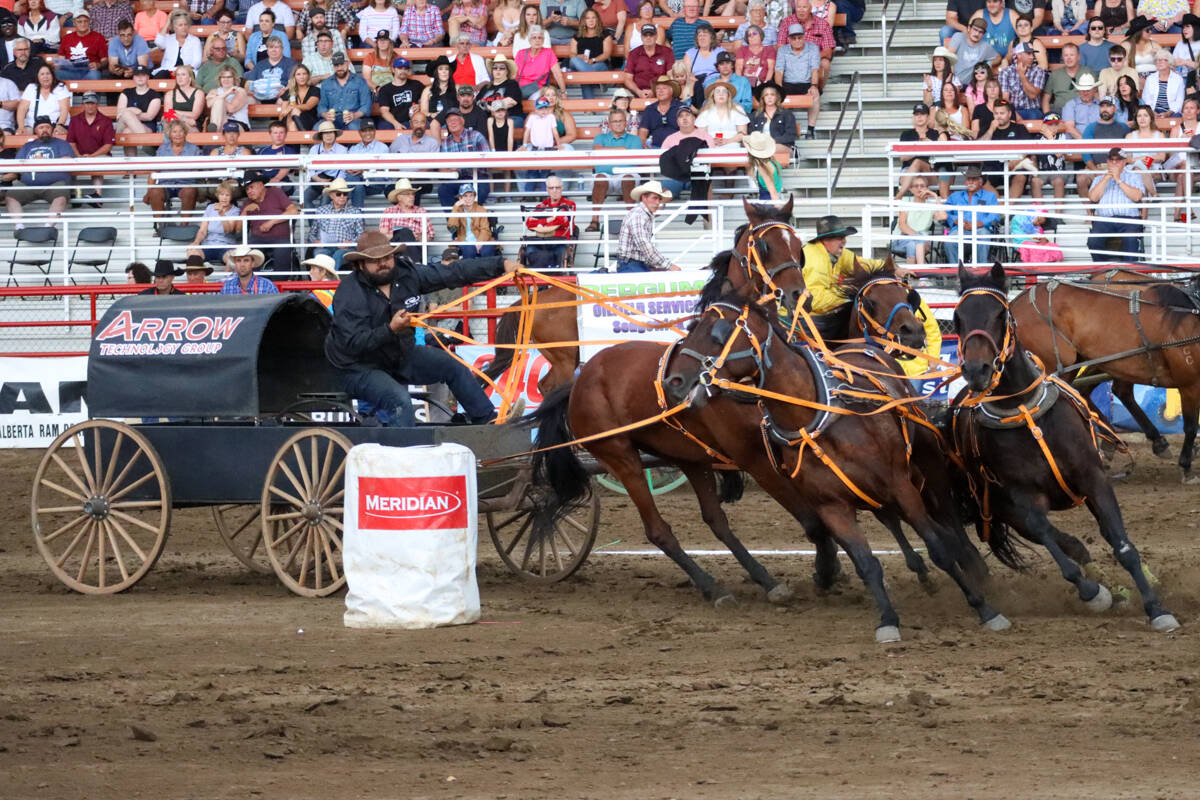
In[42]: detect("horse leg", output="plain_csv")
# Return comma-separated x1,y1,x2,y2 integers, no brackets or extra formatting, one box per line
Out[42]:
681,464,793,603
810,529,846,593
1178,390,1200,483
1112,379,1170,459
817,505,902,643
1083,479,1179,632
598,448,735,606
998,494,1109,611
872,509,935,593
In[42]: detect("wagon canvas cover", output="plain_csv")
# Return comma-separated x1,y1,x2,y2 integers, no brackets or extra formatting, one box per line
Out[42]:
87,293,339,419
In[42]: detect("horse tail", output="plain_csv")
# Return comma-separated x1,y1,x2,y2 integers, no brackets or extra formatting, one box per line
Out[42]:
717,469,745,504
481,299,524,383
527,381,592,544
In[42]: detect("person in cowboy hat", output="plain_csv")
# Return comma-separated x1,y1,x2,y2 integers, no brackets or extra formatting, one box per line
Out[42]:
307,177,363,268
703,50,752,115
220,245,279,294
1060,71,1101,135
637,75,685,149
379,177,435,245
182,253,215,284
803,215,943,378
301,253,339,311
615,180,681,272
1041,43,1096,115
139,260,186,295
324,231,523,427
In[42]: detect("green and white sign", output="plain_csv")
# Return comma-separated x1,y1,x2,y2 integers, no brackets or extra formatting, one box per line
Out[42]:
576,270,710,361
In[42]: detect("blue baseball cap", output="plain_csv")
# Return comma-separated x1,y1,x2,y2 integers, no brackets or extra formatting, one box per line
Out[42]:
392,57,411,69
534,98,550,109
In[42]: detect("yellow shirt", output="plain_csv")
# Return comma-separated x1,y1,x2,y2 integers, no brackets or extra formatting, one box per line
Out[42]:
894,297,943,378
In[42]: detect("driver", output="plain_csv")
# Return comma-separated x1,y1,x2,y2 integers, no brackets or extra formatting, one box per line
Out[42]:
801,214,941,378
325,231,523,426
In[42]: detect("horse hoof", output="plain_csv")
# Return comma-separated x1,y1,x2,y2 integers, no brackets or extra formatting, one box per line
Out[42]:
982,613,1012,632
1152,438,1172,458
1181,470,1199,485
766,583,794,604
919,575,938,595
1151,613,1181,633
713,593,739,609
1083,584,1113,613
875,625,901,644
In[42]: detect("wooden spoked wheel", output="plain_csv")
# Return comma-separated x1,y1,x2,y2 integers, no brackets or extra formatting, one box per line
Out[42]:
260,428,351,597
211,505,273,573
487,484,599,583
30,420,171,594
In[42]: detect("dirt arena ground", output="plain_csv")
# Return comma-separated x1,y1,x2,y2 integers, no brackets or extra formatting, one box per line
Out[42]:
2,439,1199,799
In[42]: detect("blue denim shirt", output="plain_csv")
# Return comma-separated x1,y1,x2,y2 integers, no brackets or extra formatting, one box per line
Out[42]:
317,73,373,118
945,188,999,232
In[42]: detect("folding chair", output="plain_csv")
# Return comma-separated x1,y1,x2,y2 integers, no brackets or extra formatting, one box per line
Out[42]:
66,226,118,284
154,223,200,262
7,227,60,287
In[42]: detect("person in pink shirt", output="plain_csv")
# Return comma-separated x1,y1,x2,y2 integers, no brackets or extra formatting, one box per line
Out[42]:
133,0,168,43
659,104,713,204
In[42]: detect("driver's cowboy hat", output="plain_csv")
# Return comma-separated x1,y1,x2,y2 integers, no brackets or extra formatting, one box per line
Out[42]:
343,230,402,263
631,179,673,201
301,253,340,280
810,214,857,242
386,178,416,203
224,245,265,268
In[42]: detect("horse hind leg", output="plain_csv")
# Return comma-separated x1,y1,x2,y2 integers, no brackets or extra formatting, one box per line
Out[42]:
681,464,793,604
1112,380,1170,459
1178,390,1200,483
872,509,936,594
601,450,736,607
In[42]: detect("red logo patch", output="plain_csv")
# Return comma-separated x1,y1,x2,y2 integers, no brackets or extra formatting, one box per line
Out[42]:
358,476,469,530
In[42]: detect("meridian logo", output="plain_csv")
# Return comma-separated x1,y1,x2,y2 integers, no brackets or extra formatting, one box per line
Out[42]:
359,476,469,530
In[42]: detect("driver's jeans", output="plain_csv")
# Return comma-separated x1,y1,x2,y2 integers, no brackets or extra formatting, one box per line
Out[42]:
338,345,496,426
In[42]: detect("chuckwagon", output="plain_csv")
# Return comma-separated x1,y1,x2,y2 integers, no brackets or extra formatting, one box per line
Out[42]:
29,293,599,597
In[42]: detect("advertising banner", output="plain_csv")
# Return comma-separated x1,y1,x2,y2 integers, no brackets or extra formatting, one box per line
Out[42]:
0,356,88,448
575,270,709,361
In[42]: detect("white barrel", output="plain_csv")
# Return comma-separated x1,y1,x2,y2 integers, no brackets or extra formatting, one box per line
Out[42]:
343,443,480,629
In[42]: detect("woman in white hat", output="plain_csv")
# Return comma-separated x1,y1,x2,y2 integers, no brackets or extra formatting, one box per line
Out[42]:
616,180,680,273
696,80,749,145
744,131,783,201
301,253,340,311
304,119,348,206
922,46,960,108
379,178,435,245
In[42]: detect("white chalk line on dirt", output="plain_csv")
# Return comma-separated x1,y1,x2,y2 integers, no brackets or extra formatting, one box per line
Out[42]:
593,549,913,556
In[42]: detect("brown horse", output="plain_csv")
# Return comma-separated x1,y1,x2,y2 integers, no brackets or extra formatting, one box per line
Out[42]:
652,294,1004,641
952,264,1178,632
1012,268,1200,480
485,198,802,395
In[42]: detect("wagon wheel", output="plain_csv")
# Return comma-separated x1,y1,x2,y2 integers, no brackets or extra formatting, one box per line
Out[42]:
260,428,351,597
595,467,687,496
30,420,171,594
487,484,599,583
211,505,273,573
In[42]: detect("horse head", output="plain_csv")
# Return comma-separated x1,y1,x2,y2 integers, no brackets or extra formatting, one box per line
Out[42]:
954,262,1015,392
722,196,808,320
661,293,773,408
845,254,926,352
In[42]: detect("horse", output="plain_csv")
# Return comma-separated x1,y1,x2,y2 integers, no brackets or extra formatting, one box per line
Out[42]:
1011,268,1200,480
647,292,1004,642
951,263,1179,633
486,197,803,396
522,213,812,609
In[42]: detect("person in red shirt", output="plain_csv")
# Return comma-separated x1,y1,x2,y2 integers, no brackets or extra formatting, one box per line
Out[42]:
53,9,107,80
622,23,674,98
523,175,576,268
65,90,115,204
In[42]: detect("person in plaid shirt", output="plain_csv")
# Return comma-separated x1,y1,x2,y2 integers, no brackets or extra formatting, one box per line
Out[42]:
379,178,436,244
437,109,490,207
998,41,1045,120
220,246,281,294
296,0,357,39
776,0,833,89
186,0,224,25
300,10,348,65
523,176,575,268
307,177,364,267
89,0,135,40
398,0,445,47
616,180,680,272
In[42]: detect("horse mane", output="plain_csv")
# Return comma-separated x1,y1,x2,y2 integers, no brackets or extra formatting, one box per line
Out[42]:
839,255,898,303
695,248,737,313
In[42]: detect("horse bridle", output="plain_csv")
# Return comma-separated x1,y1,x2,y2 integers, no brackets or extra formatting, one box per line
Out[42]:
855,277,921,347
738,221,806,308
956,287,1016,394
669,301,774,398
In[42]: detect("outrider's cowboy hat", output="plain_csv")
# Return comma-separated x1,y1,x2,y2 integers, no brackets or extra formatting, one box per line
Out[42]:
631,179,673,201
224,245,265,268
344,231,402,263
810,214,857,241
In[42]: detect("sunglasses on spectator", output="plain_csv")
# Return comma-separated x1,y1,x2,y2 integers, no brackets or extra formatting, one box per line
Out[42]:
1110,55,1124,61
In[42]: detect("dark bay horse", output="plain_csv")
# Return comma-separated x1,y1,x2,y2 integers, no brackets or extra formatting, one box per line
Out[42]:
951,264,1179,633
650,293,1004,642
1012,269,1200,480
486,198,803,395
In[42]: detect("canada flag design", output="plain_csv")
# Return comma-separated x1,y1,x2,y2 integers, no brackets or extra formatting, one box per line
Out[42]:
359,476,469,531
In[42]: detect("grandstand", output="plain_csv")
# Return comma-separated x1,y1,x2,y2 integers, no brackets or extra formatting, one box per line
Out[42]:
2,0,1199,356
